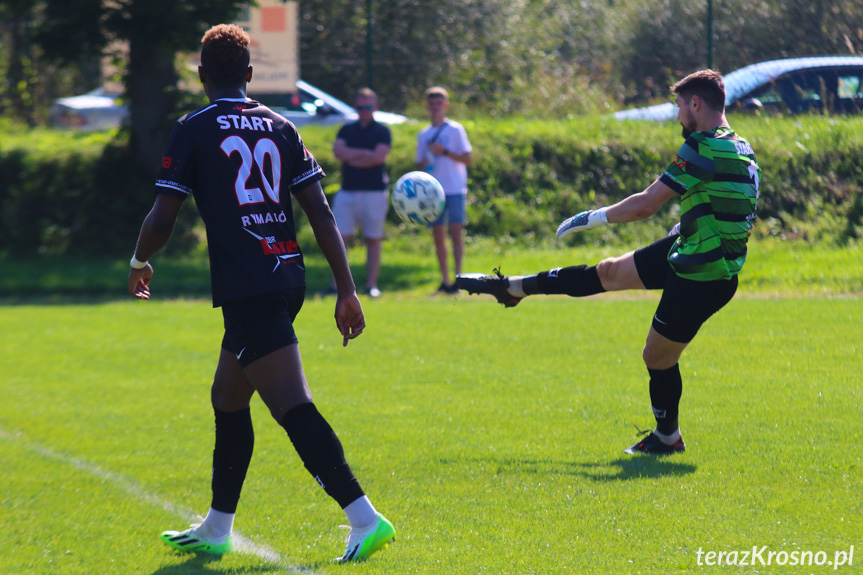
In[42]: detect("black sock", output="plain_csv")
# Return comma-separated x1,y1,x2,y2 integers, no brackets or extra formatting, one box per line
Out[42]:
211,407,254,513
648,364,682,435
528,265,606,297
279,402,365,508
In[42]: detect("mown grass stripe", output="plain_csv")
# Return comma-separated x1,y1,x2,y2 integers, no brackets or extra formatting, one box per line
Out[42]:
0,427,319,572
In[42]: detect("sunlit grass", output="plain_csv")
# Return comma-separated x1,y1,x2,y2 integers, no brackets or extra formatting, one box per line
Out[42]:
1,236,860,302
1,275,861,573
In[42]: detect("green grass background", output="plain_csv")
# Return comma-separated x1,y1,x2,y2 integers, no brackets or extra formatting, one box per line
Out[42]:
2,234,862,301
1,238,861,574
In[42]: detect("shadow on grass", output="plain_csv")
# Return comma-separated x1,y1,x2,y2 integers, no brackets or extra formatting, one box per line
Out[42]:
572,457,697,481
149,552,323,575
305,257,434,294
148,553,227,575
0,255,434,305
439,455,696,481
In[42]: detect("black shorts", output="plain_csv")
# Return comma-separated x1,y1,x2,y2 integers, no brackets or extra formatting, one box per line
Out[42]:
634,235,738,344
220,287,305,367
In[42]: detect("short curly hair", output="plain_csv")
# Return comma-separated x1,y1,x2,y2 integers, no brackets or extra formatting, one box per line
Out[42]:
201,24,251,87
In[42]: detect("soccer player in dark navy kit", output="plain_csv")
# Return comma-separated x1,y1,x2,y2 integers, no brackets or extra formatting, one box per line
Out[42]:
127,24,394,563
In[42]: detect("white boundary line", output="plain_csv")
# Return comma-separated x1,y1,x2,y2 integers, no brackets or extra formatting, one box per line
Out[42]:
0,427,321,573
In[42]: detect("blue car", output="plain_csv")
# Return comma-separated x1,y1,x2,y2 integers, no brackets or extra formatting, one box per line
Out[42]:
614,56,863,121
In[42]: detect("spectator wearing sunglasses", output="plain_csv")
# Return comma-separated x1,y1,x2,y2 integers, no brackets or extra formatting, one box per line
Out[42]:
330,88,393,298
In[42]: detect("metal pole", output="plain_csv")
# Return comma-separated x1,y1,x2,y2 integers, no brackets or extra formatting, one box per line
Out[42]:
366,0,374,89
707,0,714,69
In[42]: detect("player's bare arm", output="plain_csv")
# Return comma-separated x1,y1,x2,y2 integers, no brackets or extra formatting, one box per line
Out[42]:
293,181,365,345
606,179,677,223
334,139,389,168
128,194,184,299
333,138,364,162
557,179,676,239
427,142,472,166
346,143,391,168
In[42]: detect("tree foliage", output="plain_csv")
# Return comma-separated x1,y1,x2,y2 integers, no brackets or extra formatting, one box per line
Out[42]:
33,0,246,170
613,0,863,102
299,0,624,115
1,0,863,141
0,0,99,126
298,0,863,111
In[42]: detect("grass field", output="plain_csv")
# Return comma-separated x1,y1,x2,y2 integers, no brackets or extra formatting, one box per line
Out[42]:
1,238,861,574
1,234,862,301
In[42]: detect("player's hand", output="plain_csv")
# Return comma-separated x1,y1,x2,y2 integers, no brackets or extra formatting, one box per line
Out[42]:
128,264,154,300
334,292,365,347
556,208,608,239
667,222,681,236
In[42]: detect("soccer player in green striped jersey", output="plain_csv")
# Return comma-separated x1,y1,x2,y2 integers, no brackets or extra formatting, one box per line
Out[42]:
457,69,760,454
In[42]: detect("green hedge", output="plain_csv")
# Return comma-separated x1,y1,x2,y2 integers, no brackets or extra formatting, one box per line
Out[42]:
306,114,863,246
0,127,204,257
2,114,861,257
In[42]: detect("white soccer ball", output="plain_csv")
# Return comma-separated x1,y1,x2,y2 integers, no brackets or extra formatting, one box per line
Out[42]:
391,171,446,225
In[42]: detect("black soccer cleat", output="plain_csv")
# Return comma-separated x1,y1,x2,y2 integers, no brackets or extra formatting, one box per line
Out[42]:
455,268,523,308
624,432,686,455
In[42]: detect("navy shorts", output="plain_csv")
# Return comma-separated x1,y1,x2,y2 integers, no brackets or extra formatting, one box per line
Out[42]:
220,287,305,367
633,235,738,344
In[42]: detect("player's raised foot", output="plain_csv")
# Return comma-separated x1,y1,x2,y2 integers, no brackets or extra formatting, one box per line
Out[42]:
335,513,396,563
624,431,686,455
160,524,234,555
455,268,522,308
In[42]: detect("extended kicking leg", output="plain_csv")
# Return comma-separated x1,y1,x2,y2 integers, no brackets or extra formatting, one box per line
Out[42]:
456,251,644,307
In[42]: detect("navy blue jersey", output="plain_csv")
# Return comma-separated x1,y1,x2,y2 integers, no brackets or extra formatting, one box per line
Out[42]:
336,120,391,191
154,98,325,307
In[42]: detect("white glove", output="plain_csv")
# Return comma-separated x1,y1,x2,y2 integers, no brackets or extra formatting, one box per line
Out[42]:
556,208,608,239
667,222,681,236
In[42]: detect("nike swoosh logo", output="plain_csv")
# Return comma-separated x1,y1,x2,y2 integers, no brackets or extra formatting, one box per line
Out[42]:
236,347,246,360
653,315,668,325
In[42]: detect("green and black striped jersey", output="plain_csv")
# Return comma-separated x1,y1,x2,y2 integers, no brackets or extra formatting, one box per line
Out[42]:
659,126,760,281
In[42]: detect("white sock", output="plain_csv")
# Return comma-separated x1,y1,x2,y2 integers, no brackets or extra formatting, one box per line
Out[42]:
507,276,526,297
344,496,378,529
199,508,234,540
653,428,681,445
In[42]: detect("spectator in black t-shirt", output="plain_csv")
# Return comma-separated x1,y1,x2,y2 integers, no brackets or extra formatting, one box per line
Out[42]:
127,24,395,563
331,88,392,298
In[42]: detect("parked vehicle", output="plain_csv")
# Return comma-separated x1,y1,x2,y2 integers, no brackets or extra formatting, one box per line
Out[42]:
51,80,407,131
50,88,130,131
252,80,407,126
614,56,863,121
